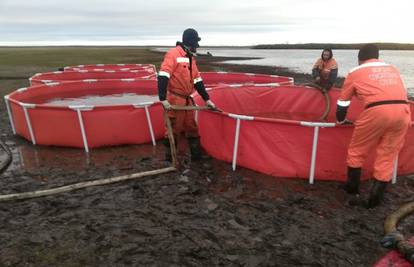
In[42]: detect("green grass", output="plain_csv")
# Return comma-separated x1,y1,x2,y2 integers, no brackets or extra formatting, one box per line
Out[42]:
0,47,164,95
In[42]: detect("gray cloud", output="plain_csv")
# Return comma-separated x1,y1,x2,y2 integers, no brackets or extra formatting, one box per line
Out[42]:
0,0,412,45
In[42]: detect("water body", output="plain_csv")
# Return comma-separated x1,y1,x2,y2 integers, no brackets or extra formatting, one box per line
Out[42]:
45,93,159,106
196,48,414,92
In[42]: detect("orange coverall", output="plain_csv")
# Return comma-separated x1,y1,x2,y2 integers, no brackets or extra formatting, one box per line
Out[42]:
338,59,411,181
158,45,203,138
313,58,338,81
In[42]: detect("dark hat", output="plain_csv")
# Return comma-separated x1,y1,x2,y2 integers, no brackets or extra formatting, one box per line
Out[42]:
182,28,201,48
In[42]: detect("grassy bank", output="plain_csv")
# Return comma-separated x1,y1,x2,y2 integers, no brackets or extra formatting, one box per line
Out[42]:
0,47,165,93
0,46,320,97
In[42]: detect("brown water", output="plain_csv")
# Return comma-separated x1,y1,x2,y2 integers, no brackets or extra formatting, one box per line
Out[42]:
45,93,159,106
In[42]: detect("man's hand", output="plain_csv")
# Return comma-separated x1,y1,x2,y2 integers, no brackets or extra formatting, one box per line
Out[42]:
206,100,216,109
161,100,171,110
314,76,321,83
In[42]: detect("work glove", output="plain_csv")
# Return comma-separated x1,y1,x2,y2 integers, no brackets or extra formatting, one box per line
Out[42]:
161,100,171,110
206,100,216,109
381,231,404,249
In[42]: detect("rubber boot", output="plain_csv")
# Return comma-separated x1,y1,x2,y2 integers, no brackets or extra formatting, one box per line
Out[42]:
188,137,208,161
366,180,388,208
163,138,172,162
344,167,361,195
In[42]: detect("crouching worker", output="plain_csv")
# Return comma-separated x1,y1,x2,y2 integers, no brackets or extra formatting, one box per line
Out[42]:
158,28,216,162
336,44,411,208
312,48,338,90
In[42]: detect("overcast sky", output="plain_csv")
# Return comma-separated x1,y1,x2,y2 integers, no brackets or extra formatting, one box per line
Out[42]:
1,0,413,46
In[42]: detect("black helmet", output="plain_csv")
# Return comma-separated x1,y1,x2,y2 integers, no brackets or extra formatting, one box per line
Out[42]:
182,28,201,48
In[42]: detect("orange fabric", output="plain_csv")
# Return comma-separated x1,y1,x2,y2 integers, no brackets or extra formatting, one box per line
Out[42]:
160,45,201,138
340,59,407,106
339,59,411,181
166,94,199,138
313,58,338,80
160,45,201,96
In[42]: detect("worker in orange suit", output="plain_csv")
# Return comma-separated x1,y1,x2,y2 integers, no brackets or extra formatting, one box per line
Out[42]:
312,48,338,90
336,44,411,208
158,28,216,162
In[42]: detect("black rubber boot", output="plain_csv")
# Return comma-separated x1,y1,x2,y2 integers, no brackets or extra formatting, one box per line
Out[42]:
344,167,361,195
163,138,172,162
188,137,208,161
366,180,388,208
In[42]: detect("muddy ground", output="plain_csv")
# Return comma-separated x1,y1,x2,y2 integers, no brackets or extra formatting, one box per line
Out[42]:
0,47,413,266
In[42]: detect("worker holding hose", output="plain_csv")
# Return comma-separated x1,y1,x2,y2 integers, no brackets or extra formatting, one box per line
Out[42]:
336,44,411,208
158,28,216,162
312,48,338,90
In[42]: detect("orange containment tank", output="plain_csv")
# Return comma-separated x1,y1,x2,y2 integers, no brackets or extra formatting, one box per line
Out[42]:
193,85,414,182
64,63,156,73
4,79,163,152
30,70,156,86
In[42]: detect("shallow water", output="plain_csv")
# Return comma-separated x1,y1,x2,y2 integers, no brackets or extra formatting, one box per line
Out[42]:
156,47,414,92
45,93,159,106
200,48,414,91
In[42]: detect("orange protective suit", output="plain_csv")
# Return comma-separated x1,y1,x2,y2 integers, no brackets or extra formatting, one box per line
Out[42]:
313,57,338,81
338,59,411,181
158,45,203,138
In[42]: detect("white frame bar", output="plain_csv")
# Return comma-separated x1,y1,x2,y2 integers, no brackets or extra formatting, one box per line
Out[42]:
253,83,280,87
392,156,398,184
76,110,89,153
301,121,336,183
133,102,156,146
232,118,241,171
45,82,60,87
69,105,94,153
21,103,36,145
229,113,254,171
83,79,98,83
144,106,156,146
4,95,16,134
309,126,320,184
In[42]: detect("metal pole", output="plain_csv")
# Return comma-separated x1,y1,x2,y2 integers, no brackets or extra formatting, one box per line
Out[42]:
4,96,16,134
232,118,241,171
144,106,156,146
76,110,89,153
22,105,36,145
309,126,320,184
392,156,399,184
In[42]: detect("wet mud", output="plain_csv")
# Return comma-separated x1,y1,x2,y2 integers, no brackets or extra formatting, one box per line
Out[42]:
1,51,414,266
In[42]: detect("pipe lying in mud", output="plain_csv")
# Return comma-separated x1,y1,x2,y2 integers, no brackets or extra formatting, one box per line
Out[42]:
382,202,414,264
0,105,217,202
0,167,176,202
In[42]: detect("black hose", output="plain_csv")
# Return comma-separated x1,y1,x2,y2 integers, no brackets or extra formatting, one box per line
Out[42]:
0,139,12,175
303,82,331,121
381,202,414,264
